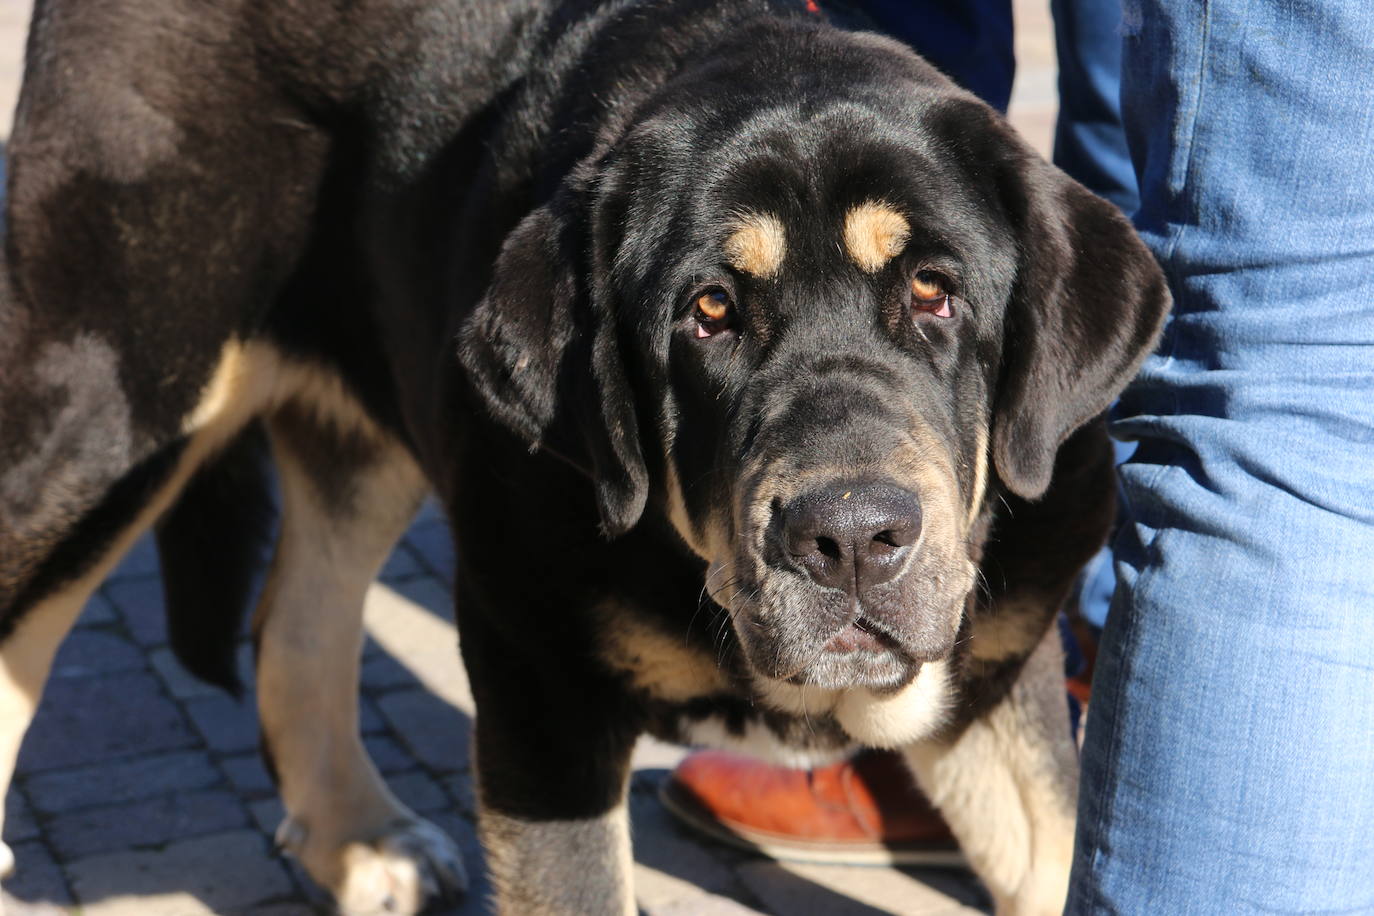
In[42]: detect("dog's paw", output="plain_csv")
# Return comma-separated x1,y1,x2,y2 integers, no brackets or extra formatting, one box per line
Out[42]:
0,841,14,879
275,815,468,916
326,819,468,916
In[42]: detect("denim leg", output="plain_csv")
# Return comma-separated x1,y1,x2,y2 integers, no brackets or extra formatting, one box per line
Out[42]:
1069,1,1374,911
846,0,1014,112
1050,0,1138,212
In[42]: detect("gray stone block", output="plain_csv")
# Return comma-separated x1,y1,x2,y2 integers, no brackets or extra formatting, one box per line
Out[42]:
1,841,72,908
629,791,750,903
362,734,417,774
736,859,989,916
184,694,259,754
150,644,253,701
17,672,196,773
48,630,145,680
248,799,284,836
67,830,294,915
360,652,420,692
374,689,470,773
76,593,119,628
46,790,250,860
645,895,770,916
24,750,221,815
380,544,424,582
220,754,276,798
403,521,454,584
103,579,167,647
386,771,449,814
109,534,160,581
3,791,38,843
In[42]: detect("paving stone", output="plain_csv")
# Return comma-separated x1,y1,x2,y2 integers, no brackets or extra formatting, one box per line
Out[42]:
386,771,449,814
414,498,445,526
379,544,424,581
629,790,749,905
362,734,418,774
410,812,487,916
108,533,160,581
439,771,476,817
150,644,253,700
363,581,471,712
221,754,276,798
46,790,249,860
23,750,221,815
48,630,145,680
249,799,284,836
360,651,420,692
184,693,260,754
403,520,454,584
646,894,769,916
1,841,72,908
103,579,168,647
0,893,70,916
374,688,470,773
67,830,293,916
3,791,38,843
736,859,989,916
229,903,316,916
358,694,386,734
16,672,195,773
76,592,119,627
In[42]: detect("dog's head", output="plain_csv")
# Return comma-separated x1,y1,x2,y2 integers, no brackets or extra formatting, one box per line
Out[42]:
460,25,1168,693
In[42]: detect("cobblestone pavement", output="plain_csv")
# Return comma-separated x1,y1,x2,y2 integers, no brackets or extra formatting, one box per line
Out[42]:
0,0,1058,913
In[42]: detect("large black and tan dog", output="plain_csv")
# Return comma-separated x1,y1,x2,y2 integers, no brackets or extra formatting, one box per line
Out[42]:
0,0,1168,913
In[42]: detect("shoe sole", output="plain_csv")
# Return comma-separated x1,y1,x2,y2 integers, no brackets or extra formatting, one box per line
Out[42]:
657,779,969,869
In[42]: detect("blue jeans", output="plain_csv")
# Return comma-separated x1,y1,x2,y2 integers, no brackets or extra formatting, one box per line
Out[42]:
1069,0,1374,910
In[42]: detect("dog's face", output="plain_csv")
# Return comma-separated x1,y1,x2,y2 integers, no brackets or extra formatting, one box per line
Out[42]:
461,27,1168,693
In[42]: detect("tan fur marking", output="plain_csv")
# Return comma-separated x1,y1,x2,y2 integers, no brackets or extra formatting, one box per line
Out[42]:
597,604,729,701
843,201,910,272
970,603,1048,662
967,425,990,530
724,213,786,279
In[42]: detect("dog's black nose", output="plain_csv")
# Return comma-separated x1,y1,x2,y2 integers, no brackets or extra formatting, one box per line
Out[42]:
782,481,922,592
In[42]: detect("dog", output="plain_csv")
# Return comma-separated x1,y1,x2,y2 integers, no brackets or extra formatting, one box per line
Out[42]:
0,0,1170,912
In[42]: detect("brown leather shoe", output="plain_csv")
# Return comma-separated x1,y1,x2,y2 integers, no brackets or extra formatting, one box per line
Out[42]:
659,748,964,867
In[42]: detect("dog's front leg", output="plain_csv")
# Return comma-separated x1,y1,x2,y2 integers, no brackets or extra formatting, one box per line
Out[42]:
460,612,639,916
904,624,1079,916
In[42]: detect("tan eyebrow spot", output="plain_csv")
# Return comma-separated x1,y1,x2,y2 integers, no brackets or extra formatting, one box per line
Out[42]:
724,212,786,279
843,201,910,272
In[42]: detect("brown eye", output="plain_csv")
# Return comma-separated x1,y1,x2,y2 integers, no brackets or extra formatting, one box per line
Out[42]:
911,271,953,318
694,290,735,338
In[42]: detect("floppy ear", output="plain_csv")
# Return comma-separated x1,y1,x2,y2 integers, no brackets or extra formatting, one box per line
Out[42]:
457,199,648,536
991,149,1171,500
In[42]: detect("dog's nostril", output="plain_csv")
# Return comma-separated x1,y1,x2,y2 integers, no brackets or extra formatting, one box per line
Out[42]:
815,536,842,560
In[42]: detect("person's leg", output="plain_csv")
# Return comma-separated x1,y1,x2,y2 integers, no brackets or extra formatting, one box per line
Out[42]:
841,0,1015,112
1070,0,1374,910
1050,0,1137,213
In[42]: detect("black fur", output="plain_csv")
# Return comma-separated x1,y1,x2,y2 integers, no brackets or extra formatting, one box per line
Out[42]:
157,423,276,695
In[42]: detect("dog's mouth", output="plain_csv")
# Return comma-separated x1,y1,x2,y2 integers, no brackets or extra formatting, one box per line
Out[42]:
824,615,902,654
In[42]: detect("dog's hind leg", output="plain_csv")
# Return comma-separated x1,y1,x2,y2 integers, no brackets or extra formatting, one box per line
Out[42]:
253,400,466,916
0,340,285,882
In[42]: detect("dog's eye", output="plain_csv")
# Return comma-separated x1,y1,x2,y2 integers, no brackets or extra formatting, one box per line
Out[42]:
694,289,736,338
911,271,953,319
